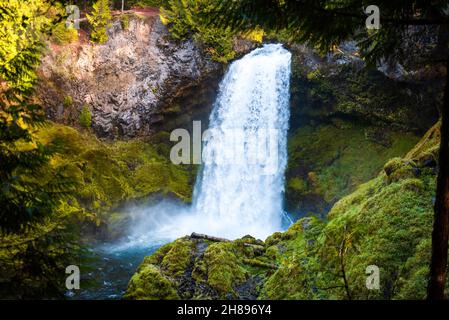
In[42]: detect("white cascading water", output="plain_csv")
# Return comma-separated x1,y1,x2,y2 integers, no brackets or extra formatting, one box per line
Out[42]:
190,43,292,239
120,44,291,249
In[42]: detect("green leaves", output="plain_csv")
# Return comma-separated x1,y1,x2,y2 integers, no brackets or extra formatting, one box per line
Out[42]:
161,0,237,62
86,0,111,44
79,105,92,129
0,0,77,233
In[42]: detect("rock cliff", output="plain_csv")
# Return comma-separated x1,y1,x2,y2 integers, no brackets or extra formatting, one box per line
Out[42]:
37,14,223,138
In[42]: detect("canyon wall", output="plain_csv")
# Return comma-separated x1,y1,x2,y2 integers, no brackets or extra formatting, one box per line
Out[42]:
38,15,223,138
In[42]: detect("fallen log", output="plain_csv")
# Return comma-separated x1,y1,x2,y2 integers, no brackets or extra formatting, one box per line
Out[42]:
190,232,230,242
190,233,266,253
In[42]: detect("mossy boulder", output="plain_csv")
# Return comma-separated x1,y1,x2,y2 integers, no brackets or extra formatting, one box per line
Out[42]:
125,235,272,300
202,242,247,296
160,238,195,278
262,123,443,300
124,264,179,300
383,158,418,183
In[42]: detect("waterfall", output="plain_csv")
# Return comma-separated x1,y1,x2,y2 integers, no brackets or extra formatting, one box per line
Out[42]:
122,44,292,248
190,44,292,239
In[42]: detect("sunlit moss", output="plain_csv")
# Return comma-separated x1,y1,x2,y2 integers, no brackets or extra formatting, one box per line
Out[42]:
203,242,247,297
161,238,195,278
241,27,265,43
124,264,179,300
35,122,193,220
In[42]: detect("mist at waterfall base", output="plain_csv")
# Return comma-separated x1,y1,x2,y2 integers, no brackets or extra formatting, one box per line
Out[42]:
117,44,292,251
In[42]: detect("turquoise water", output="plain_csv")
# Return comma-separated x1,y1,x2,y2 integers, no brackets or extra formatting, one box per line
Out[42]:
68,243,161,300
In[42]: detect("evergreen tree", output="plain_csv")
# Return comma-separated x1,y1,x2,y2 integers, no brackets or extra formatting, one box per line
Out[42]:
161,0,237,62
86,0,112,44
0,0,85,298
0,0,75,233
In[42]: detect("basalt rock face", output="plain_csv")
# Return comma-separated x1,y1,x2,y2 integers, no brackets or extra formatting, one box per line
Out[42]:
288,42,442,133
37,15,223,138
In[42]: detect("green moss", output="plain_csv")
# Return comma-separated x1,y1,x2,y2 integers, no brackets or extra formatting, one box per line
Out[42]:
35,122,193,223
260,217,325,300
124,264,179,300
242,258,276,269
143,242,175,265
286,121,419,213
265,232,282,246
203,242,247,297
161,238,195,278
120,14,130,30
264,245,279,260
383,157,420,181
79,105,92,129
405,122,440,164
259,124,441,299
124,238,195,299
261,258,312,299
63,95,73,107
191,258,208,285
266,123,437,299
326,174,434,299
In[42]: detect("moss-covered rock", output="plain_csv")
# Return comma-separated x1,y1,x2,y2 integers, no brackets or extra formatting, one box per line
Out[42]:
202,242,247,296
125,235,271,300
161,238,195,278
124,264,179,300
262,123,443,300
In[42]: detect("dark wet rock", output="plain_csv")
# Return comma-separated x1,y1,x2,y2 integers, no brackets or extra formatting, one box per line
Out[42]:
288,42,441,133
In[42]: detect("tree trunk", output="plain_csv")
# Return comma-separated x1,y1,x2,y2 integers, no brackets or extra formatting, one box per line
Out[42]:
121,0,124,12
339,235,352,300
428,56,449,300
